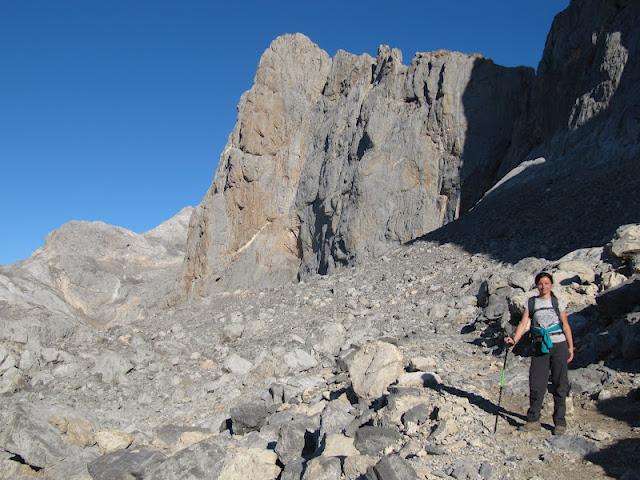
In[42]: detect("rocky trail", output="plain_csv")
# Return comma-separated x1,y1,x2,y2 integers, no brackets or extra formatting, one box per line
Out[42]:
2,0,640,478
2,226,639,479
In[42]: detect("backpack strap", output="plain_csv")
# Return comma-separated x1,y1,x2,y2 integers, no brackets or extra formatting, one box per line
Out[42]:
551,295,561,319
527,297,536,321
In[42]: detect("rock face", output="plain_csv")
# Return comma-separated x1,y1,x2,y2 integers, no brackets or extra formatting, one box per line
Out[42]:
428,0,640,262
182,34,532,294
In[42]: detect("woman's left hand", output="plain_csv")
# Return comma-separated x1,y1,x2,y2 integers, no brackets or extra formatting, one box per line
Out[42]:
567,347,574,363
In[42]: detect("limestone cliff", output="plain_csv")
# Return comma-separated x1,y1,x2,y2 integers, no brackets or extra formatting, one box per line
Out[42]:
183,36,532,294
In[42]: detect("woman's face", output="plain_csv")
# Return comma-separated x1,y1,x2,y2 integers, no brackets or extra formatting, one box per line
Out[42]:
537,276,553,296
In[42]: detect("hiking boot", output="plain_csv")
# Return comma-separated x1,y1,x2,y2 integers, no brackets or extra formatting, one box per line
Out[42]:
518,421,541,432
553,425,567,435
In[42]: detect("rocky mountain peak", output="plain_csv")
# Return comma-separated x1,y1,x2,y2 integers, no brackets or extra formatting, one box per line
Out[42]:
182,34,533,295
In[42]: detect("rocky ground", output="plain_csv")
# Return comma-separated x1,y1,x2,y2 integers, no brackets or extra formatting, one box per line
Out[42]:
1,225,639,480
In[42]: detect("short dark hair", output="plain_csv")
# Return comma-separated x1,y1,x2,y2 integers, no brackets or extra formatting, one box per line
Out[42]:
534,271,554,285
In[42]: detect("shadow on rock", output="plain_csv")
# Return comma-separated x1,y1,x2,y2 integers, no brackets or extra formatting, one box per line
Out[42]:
433,383,527,427
584,438,640,479
596,390,640,428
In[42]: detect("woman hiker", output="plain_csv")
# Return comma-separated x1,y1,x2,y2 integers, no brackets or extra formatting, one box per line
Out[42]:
504,271,575,435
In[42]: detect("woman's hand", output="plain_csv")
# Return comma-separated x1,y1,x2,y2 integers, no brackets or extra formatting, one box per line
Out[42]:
567,346,574,363
504,336,515,346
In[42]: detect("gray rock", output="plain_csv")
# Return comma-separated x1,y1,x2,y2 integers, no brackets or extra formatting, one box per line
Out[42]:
87,447,166,480
224,353,253,375
571,366,614,394
0,404,82,469
92,351,134,384
354,426,402,456
284,349,318,373
142,440,227,479
401,404,430,427
301,456,342,480
320,400,355,436
365,455,419,480
479,462,496,480
276,422,308,465
230,402,270,435
547,435,598,456
449,460,477,480
281,458,306,480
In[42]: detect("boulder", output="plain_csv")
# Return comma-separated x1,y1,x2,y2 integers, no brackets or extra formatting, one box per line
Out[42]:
230,402,270,435
611,224,640,259
322,433,360,457
596,277,640,319
547,435,597,456
0,404,81,469
218,447,280,480
88,448,166,480
275,422,308,465
401,404,431,427
601,271,627,290
349,341,404,400
365,455,420,480
354,426,402,456
507,271,533,291
556,261,596,284
280,459,305,480
301,456,342,480
95,430,134,454
284,349,318,373
408,356,437,372
320,400,355,436
344,455,378,480
223,353,253,375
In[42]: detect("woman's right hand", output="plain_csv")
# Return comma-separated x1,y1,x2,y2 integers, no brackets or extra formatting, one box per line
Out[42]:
504,336,515,346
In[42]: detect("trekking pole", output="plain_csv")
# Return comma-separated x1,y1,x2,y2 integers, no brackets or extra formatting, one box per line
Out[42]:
493,346,510,434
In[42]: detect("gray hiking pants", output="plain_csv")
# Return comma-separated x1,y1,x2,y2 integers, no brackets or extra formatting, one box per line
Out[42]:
527,340,570,426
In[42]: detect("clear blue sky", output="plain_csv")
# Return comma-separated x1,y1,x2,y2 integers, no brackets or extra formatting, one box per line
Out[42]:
0,0,570,264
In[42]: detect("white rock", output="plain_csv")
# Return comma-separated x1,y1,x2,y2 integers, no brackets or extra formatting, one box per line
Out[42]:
601,271,627,290
611,224,640,258
284,349,318,373
349,341,404,400
322,434,360,457
95,430,134,454
219,447,280,480
409,356,438,371
224,354,253,375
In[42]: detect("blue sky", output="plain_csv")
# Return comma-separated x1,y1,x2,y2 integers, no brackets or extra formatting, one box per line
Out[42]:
0,0,570,264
